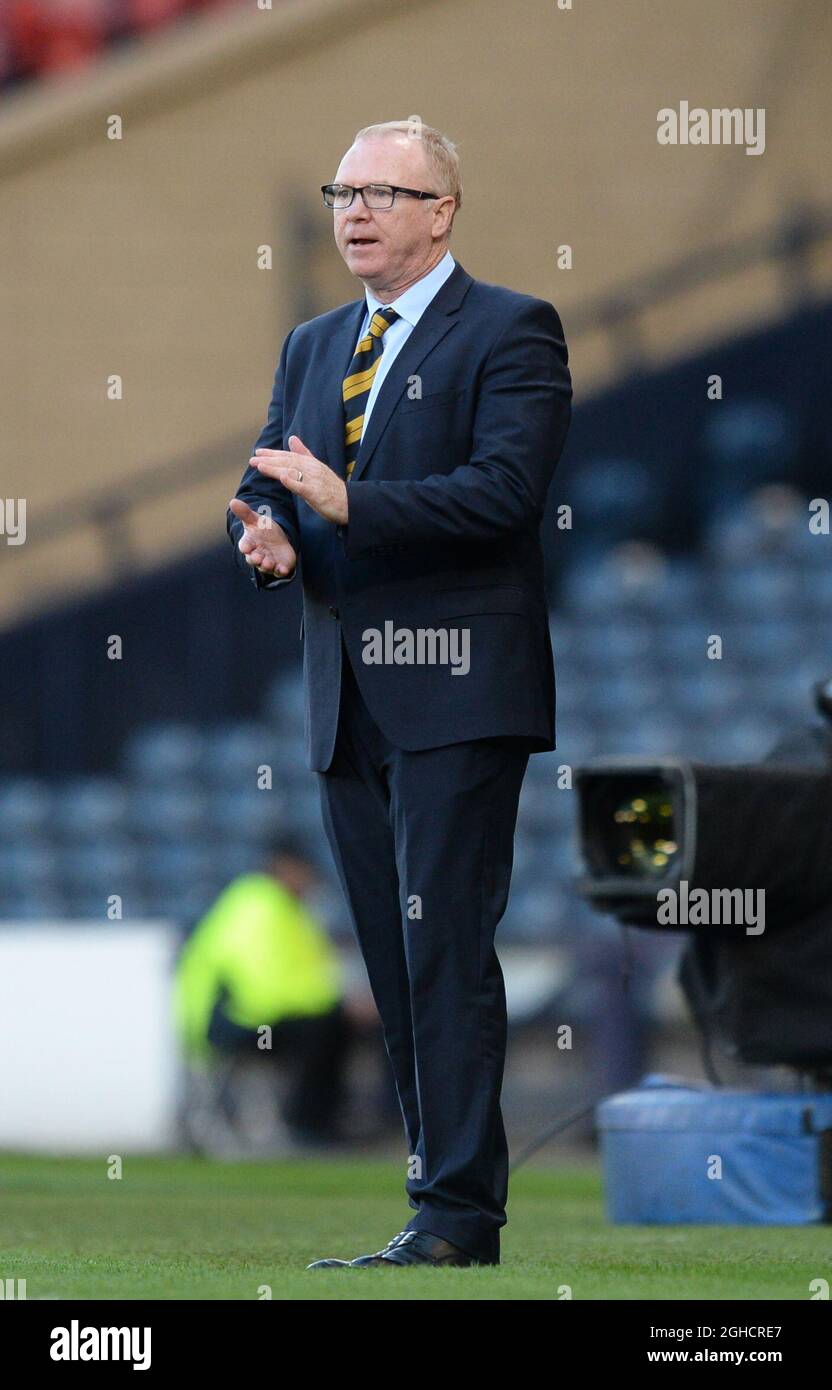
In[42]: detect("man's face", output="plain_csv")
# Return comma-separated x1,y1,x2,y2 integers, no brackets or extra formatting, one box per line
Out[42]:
331,134,453,295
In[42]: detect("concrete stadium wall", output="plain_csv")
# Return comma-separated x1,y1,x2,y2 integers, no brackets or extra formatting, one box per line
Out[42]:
1,0,831,623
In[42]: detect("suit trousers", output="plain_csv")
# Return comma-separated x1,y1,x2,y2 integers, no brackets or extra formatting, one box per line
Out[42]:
317,640,530,1263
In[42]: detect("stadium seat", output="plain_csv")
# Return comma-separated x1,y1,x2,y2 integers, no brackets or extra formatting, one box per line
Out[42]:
200,722,281,786
565,456,661,552
50,778,130,842
263,672,307,735
717,564,802,618
129,787,209,839
0,842,59,894
663,668,746,718
700,400,797,508
123,724,206,785
60,840,141,894
206,788,286,841
709,714,785,763
0,778,52,840
703,485,815,567
502,883,574,941
1,890,66,922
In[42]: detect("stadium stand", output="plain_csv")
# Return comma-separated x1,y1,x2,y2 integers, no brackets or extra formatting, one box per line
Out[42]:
2,0,832,1101
1,475,830,946
0,0,244,90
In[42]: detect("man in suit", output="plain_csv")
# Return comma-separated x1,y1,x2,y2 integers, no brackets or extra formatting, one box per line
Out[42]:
228,119,571,1268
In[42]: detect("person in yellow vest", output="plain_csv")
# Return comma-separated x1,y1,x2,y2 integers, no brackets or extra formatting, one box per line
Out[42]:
174,837,351,1147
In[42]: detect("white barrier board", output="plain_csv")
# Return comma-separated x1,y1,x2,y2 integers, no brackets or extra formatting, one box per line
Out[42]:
0,923,180,1152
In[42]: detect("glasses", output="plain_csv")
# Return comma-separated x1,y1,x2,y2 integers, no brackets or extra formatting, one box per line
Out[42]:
321,183,442,210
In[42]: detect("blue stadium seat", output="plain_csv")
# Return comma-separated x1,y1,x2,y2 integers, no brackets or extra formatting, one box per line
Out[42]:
141,842,220,892
565,456,661,551
663,669,746,720
703,486,813,567
208,840,269,882
570,622,653,671
716,620,801,668
709,714,785,762
283,786,327,839
62,890,145,921
200,723,280,786
700,400,796,503
50,778,130,841
564,550,701,620
581,671,665,718
765,664,830,717
268,735,310,779
60,841,140,895
122,724,205,784
522,837,579,885
0,779,52,840
129,788,208,840
142,881,221,926
553,712,607,762
517,780,560,837
263,673,307,735
0,842,58,893
803,566,832,609
0,890,66,922
717,564,802,618
206,789,286,841
501,884,570,941
595,716,689,758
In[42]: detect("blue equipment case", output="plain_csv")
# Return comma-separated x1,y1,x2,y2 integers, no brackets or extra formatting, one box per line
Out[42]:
596,1074,832,1224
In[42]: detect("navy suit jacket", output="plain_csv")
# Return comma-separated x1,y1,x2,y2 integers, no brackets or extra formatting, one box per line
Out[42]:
228,259,572,771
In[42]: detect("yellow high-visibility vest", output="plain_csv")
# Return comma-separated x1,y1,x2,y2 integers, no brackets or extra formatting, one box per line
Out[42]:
174,873,342,1058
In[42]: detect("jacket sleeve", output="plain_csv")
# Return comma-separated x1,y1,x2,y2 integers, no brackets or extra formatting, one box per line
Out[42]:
342,299,571,556
227,328,300,590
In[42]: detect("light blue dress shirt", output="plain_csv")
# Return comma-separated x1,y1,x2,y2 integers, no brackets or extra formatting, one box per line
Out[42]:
355,249,456,438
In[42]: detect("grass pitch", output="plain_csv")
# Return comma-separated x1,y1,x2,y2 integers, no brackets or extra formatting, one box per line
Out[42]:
0,1154,827,1300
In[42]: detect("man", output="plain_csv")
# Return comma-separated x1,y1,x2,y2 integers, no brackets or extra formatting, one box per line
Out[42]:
228,119,571,1268
174,839,349,1149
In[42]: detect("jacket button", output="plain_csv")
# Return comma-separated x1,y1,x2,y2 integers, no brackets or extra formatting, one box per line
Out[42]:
329,605,339,619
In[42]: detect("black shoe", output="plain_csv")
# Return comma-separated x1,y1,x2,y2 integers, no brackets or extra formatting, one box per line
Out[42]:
348,1230,412,1267
307,1228,413,1270
352,1230,485,1268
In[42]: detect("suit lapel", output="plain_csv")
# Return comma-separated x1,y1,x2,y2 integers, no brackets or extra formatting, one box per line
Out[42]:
349,261,474,483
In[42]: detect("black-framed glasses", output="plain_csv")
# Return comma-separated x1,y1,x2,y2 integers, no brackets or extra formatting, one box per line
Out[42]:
321,183,442,210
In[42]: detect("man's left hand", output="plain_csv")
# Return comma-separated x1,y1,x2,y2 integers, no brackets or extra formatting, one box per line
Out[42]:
252,436,348,525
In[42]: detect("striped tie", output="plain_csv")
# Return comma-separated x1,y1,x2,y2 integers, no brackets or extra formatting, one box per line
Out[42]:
342,308,400,478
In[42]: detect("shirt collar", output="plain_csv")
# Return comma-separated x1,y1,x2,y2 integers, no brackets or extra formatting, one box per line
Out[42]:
364,250,456,328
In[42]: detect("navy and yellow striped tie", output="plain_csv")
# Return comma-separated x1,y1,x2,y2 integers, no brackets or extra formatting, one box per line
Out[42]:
342,308,400,478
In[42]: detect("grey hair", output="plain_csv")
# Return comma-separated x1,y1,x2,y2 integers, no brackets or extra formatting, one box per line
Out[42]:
352,119,463,213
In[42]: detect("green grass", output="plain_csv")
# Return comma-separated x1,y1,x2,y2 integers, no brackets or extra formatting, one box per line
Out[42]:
0,1154,828,1300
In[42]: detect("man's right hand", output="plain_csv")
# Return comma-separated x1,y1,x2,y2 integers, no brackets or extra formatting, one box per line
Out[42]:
228,498,297,579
